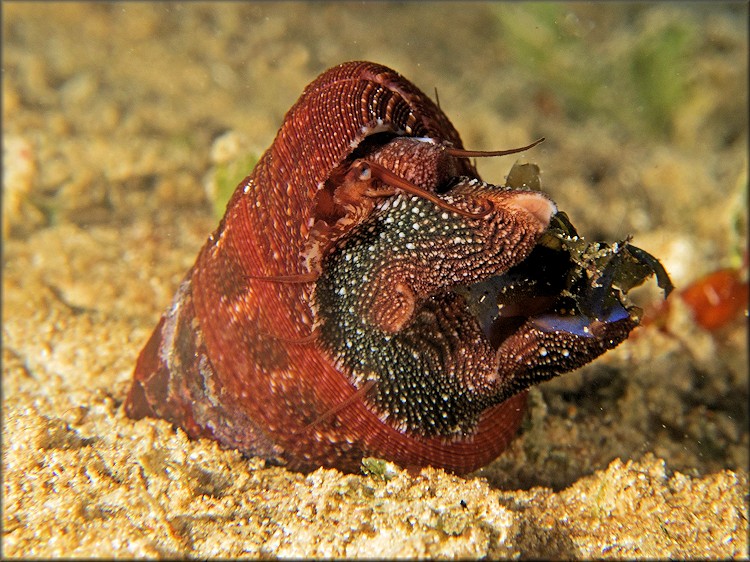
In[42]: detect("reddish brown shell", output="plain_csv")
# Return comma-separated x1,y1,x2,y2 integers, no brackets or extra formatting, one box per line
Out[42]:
125,61,528,473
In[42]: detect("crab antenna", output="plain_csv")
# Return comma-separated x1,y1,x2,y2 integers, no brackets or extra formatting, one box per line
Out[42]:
444,137,545,158
359,160,492,219
246,272,319,284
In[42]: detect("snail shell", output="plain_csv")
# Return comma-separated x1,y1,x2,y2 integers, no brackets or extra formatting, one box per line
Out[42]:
125,61,639,473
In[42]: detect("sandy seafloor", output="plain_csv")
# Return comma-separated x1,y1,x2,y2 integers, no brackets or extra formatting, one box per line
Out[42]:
2,2,748,559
